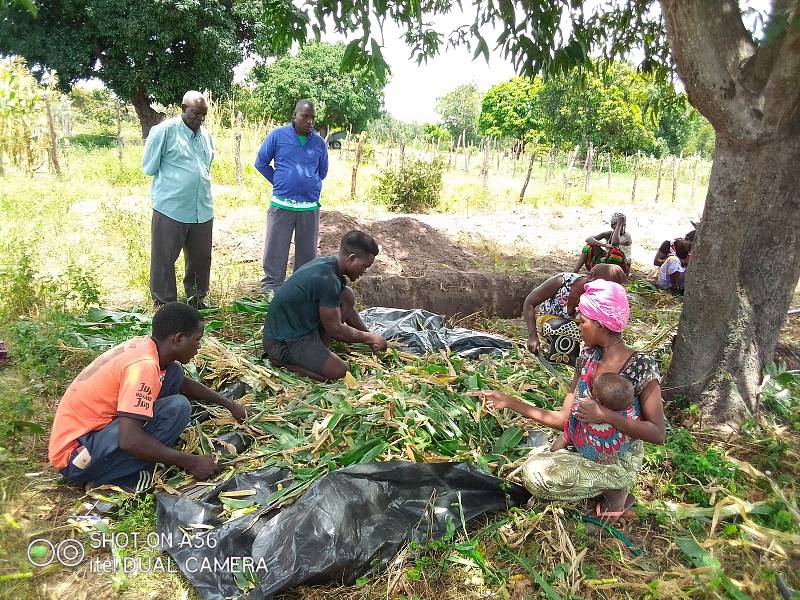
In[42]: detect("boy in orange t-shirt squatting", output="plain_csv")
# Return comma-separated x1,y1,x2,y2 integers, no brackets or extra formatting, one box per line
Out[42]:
49,302,247,492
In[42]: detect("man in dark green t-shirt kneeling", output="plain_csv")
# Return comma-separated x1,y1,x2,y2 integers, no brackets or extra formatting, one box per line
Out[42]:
262,230,388,381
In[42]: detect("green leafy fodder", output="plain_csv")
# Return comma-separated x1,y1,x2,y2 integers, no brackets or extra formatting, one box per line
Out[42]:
646,429,740,506
760,363,800,430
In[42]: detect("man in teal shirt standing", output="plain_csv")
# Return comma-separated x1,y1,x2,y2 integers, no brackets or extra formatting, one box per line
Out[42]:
254,99,329,294
142,90,215,309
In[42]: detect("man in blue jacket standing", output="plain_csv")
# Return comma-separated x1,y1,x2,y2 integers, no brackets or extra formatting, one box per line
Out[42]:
254,100,329,294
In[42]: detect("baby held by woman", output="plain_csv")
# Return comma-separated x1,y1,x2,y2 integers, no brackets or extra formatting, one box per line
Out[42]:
550,371,639,464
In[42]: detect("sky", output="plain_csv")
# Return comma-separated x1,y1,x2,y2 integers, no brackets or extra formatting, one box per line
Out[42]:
356,11,518,123
234,5,519,124
312,0,770,124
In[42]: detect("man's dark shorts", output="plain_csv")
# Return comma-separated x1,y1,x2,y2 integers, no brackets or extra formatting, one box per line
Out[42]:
263,329,332,374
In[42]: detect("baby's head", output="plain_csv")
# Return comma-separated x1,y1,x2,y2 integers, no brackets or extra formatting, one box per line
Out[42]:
592,372,635,411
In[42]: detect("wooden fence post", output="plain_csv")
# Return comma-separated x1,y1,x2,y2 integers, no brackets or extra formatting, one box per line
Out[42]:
545,143,556,182
630,150,641,202
234,112,243,185
654,157,664,202
520,149,536,202
481,139,490,187
671,155,679,203
583,142,594,192
607,152,612,188
351,136,364,201
44,92,61,175
690,154,700,203
564,144,579,183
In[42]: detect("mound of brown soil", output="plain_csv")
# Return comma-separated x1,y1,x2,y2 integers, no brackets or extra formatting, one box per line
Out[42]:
318,211,482,276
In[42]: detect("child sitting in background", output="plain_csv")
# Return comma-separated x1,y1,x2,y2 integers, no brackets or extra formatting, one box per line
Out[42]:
655,243,690,294
550,372,638,464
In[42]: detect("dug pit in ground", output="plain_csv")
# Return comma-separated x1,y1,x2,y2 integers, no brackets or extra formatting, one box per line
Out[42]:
222,210,584,318
252,211,568,318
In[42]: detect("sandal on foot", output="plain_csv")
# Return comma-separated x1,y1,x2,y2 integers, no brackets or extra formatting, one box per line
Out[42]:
596,504,627,521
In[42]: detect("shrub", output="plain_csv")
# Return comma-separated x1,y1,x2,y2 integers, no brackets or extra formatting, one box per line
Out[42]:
0,244,103,320
370,157,445,213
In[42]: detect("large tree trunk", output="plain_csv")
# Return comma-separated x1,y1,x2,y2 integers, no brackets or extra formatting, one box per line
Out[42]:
132,89,164,139
661,1,800,425
666,135,800,425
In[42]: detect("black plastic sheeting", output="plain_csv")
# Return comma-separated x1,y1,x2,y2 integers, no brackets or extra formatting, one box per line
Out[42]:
157,461,530,600
360,307,513,358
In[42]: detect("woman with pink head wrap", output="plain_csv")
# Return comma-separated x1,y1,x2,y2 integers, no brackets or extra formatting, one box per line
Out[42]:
474,277,666,528
578,280,630,334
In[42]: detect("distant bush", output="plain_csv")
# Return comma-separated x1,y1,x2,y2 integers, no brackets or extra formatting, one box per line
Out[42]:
69,133,118,149
370,157,445,213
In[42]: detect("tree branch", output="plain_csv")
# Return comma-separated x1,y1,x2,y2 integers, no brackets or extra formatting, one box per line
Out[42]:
660,0,760,138
759,2,800,135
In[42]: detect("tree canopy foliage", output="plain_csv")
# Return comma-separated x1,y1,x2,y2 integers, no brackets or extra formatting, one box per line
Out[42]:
476,64,712,157
537,62,658,154
0,0,305,136
245,42,385,134
435,83,483,145
478,76,543,149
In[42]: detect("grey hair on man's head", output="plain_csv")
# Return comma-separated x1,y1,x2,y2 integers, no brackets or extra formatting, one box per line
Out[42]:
182,90,207,106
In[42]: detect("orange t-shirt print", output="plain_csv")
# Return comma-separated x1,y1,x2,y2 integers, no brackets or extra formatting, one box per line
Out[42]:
48,337,165,470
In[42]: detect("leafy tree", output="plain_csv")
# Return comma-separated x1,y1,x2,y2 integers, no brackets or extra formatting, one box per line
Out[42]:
422,123,451,145
646,84,695,155
285,0,799,425
367,116,424,145
537,63,656,154
435,83,483,145
0,0,307,137
683,114,715,158
478,76,543,155
247,42,385,136
69,88,123,130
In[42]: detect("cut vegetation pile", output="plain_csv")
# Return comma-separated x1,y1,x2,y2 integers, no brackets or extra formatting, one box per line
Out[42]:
1,291,799,600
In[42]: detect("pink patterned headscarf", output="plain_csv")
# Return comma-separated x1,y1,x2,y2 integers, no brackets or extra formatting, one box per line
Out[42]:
579,280,629,333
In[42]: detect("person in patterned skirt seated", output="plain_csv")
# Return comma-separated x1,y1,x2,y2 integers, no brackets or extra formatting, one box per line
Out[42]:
522,263,627,367
574,212,632,274
477,279,665,525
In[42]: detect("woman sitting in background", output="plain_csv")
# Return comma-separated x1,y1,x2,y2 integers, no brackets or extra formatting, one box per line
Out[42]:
653,229,694,267
523,263,627,367
655,245,690,294
574,212,632,275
